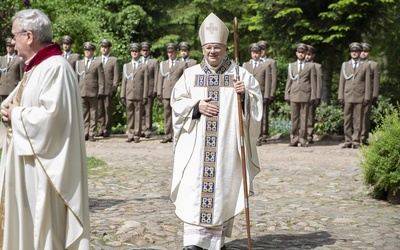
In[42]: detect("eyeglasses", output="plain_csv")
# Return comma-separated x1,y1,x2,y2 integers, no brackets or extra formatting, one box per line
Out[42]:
203,45,225,52
11,30,27,40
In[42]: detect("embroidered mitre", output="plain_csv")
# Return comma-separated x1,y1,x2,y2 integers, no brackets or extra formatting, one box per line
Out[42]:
199,13,229,45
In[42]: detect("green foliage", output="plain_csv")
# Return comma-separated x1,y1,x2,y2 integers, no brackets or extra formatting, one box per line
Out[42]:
152,98,165,135
87,156,107,175
360,107,400,199
314,102,344,135
269,101,291,136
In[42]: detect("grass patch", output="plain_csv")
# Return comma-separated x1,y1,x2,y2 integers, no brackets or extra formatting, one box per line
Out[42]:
87,156,107,175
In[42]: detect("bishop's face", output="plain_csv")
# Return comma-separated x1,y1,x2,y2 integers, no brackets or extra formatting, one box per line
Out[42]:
202,43,227,67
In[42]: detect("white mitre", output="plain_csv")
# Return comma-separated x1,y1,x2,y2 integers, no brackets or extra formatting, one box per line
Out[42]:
199,13,229,45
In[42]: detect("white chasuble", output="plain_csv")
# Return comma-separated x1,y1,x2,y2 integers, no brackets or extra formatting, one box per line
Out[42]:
0,55,90,249
171,57,262,228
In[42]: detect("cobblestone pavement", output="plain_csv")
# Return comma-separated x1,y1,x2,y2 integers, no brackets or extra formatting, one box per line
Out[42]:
87,135,400,250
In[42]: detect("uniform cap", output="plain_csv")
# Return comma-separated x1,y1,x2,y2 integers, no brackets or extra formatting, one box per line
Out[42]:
179,41,190,50
257,40,269,49
130,43,141,51
83,42,96,50
249,43,261,51
361,42,372,51
166,43,178,50
62,35,74,44
100,39,112,47
141,41,151,49
5,38,12,45
296,43,308,51
306,44,316,53
349,42,362,51
199,13,229,46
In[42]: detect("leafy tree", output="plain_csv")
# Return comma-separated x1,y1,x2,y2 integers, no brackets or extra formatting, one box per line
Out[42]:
241,0,396,103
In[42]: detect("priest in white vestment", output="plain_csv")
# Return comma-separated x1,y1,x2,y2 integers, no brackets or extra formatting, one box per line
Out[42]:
170,13,262,250
0,9,90,249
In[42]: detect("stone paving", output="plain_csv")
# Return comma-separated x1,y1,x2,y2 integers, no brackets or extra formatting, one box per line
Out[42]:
86,135,400,250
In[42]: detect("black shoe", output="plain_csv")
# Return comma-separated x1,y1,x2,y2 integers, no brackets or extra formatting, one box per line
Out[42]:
89,136,96,142
307,138,314,144
134,138,140,143
341,143,352,148
85,134,89,141
289,142,298,147
256,140,262,146
145,134,151,139
97,132,104,137
126,138,133,143
353,144,360,149
183,246,204,250
103,133,110,138
221,245,227,250
300,143,308,147
160,138,172,143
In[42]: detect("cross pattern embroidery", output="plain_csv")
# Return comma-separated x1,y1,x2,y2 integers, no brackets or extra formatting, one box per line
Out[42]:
206,23,218,34
194,73,234,226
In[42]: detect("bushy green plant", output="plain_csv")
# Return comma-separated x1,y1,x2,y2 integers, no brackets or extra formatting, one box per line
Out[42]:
268,101,291,136
314,102,344,135
152,98,165,135
360,107,400,199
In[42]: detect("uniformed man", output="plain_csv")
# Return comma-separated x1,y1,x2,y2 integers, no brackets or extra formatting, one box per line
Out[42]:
62,35,80,70
305,44,323,143
120,43,148,143
179,41,197,68
140,41,159,138
157,43,186,143
97,39,119,137
76,42,105,142
257,40,277,138
257,40,270,62
338,42,371,149
285,43,317,147
360,42,379,145
243,43,276,146
0,38,24,102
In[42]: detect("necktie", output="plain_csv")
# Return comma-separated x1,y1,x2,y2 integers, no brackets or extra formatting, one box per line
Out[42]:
85,59,89,70
254,61,258,68
7,57,11,65
299,62,303,74
134,62,137,69
102,57,106,65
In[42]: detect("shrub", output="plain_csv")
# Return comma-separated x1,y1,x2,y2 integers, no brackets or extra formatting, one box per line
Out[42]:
314,102,344,135
360,107,400,199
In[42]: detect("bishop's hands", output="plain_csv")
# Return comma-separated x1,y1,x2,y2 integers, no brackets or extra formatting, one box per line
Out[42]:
233,79,245,95
199,97,219,117
1,96,20,125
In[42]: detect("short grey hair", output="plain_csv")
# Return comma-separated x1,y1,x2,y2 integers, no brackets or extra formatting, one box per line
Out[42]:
12,9,53,44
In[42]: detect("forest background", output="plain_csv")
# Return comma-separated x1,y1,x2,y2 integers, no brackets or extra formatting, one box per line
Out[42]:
0,0,399,136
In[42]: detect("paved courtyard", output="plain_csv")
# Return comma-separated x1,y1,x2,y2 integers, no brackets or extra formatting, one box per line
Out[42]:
87,135,400,250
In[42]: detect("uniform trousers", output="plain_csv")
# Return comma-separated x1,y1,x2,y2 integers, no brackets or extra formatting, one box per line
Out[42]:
290,101,309,144
126,99,143,139
97,94,113,135
259,102,270,139
307,104,317,141
343,102,363,146
361,102,372,144
162,98,173,140
82,97,98,137
142,96,155,137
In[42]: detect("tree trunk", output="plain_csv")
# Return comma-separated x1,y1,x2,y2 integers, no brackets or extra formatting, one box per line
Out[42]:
321,45,335,104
